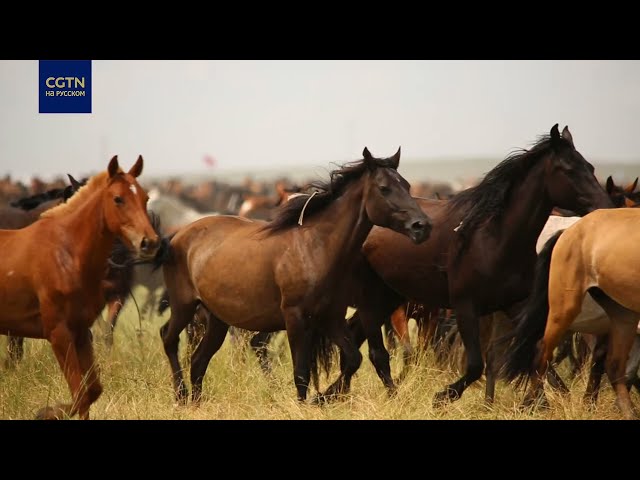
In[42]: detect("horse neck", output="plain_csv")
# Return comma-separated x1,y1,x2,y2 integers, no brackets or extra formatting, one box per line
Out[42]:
306,176,372,273
58,190,116,280
499,160,553,251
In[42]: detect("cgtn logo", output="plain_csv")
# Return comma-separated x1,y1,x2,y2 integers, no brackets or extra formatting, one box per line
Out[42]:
39,60,92,113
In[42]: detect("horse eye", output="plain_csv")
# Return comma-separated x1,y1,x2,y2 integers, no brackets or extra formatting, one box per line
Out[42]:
379,185,391,195
114,196,124,205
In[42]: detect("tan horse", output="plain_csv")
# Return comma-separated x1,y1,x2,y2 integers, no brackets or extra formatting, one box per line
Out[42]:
155,147,432,403
501,208,640,419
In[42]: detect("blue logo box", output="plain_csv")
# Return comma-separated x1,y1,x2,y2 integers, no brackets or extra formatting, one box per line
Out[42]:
39,60,92,114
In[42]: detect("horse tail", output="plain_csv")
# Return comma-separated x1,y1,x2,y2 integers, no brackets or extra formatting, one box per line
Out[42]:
498,229,564,388
158,289,170,315
309,327,337,394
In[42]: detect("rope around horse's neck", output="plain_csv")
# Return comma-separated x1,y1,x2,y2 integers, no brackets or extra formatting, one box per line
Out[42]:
298,191,318,226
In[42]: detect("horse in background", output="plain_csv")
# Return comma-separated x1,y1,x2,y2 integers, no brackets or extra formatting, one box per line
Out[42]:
146,188,220,235
154,147,432,404
100,211,164,347
0,156,159,419
237,180,302,220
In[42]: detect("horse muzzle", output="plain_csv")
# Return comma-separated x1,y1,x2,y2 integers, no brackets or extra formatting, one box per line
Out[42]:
138,235,160,259
406,218,432,244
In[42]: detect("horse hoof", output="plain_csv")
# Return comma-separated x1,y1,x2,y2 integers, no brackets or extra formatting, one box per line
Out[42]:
432,388,459,408
310,394,327,406
520,395,549,412
35,406,65,420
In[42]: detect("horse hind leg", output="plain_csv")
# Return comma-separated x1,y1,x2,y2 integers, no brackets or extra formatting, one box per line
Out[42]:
583,334,608,408
316,308,363,402
523,281,584,407
5,336,25,368
625,336,640,393
104,297,124,348
250,331,275,375
190,308,229,404
590,289,639,419
390,304,415,382
321,309,367,400
160,296,199,405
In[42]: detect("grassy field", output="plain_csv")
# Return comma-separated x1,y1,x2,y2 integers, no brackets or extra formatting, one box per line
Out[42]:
0,287,633,420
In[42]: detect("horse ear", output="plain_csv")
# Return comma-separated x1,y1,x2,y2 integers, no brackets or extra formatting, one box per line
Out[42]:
625,177,638,194
550,124,560,143
363,147,375,170
561,126,574,147
129,155,144,178
108,155,120,178
389,147,401,169
67,174,82,191
605,175,614,195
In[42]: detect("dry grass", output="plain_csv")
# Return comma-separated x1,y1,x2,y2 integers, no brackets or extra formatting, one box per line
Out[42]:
0,288,634,420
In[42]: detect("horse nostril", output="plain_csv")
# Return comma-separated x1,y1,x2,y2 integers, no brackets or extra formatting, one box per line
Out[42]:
141,237,149,251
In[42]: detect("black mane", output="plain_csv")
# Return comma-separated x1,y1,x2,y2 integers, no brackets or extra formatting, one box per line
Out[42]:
448,134,570,253
10,187,70,210
261,156,397,234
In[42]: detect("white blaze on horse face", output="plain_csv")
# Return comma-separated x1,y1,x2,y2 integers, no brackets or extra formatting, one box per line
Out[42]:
130,184,138,196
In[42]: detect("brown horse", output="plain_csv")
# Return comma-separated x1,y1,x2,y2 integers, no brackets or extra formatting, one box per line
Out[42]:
500,208,640,419
1,178,83,366
154,147,432,403
0,156,159,419
335,125,613,405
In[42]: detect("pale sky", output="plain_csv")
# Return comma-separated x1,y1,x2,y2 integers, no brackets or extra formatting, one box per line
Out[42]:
1,60,640,182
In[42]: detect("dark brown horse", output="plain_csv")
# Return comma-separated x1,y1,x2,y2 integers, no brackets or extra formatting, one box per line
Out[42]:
154,148,432,403
333,125,613,405
605,175,638,207
388,176,640,398
0,156,159,419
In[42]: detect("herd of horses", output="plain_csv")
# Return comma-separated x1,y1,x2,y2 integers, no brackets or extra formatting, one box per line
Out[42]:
1,123,640,419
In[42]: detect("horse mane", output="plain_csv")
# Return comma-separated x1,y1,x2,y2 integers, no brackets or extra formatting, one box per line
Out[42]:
260,156,396,234
40,171,111,219
10,187,68,211
447,133,570,252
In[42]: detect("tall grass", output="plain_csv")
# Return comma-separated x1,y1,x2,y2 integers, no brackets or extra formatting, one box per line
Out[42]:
0,287,630,420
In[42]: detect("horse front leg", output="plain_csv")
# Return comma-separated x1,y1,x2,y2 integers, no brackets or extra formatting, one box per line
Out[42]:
37,323,101,420
283,307,314,402
433,300,483,407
